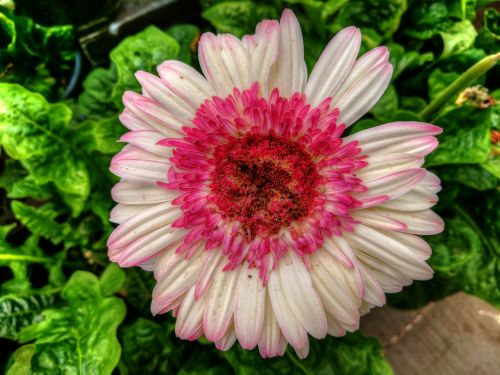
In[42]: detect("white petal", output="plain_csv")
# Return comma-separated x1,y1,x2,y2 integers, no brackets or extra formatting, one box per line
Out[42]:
310,251,360,325
234,267,265,349
203,262,240,342
357,153,424,181
268,268,307,350
111,180,177,204
305,26,361,107
270,9,306,97
258,292,287,358
215,323,237,351
151,251,205,315
247,20,280,96
157,60,215,110
198,33,240,97
107,202,180,249
357,263,386,306
344,122,442,155
176,286,206,340
278,251,327,339
362,207,444,235
120,130,170,157
120,91,182,137
195,249,224,299
110,203,155,224
117,226,186,267
379,186,439,211
331,46,389,104
110,158,168,184
335,62,393,127
135,71,194,123
354,168,426,207
344,225,434,280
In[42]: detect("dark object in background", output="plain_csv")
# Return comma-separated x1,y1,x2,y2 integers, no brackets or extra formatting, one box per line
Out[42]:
78,0,200,66
15,0,200,66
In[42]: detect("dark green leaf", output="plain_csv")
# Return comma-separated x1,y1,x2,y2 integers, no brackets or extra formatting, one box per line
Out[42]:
99,263,126,297
166,24,200,65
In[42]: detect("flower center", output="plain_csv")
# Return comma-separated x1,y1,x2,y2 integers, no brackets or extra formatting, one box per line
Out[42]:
210,133,321,238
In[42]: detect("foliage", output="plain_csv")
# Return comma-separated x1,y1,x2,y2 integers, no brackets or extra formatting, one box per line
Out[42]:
1,0,499,374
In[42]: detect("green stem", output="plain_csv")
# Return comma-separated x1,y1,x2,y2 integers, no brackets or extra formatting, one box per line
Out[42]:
418,52,500,122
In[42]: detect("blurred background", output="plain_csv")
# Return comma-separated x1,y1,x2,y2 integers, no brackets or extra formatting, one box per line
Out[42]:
0,1,499,374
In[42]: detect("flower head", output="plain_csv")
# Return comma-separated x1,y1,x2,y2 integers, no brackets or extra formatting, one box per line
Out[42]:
108,9,443,358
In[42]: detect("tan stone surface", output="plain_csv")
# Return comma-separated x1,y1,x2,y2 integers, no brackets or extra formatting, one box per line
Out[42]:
360,292,500,375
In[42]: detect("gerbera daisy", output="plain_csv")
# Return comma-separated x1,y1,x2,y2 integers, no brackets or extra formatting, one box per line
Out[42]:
108,9,443,358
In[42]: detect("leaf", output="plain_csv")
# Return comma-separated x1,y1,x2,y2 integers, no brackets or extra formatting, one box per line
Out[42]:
11,201,81,248
99,263,126,297
166,24,200,65
427,106,492,166
76,66,119,120
440,20,477,59
370,84,398,121
388,43,434,79
0,84,90,216
9,270,126,375
202,1,278,38
0,289,61,340
0,223,64,295
119,318,180,374
110,26,180,107
403,0,454,39
222,333,393,375
427,68,459,101
435,164,498,190
484,8,500,40
334,0,407,39
0,7,74,99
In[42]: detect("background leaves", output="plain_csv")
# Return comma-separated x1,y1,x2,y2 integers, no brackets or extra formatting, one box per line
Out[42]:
0,0,499,374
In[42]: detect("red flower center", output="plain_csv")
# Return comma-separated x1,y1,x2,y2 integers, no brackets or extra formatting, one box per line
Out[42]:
211,134,321,238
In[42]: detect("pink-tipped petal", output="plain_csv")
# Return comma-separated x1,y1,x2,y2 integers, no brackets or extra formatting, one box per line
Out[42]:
305,26,361,106
335,62,393,127
270,9,306,97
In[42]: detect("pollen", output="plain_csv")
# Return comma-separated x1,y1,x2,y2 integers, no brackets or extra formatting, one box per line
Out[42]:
210,134,321,237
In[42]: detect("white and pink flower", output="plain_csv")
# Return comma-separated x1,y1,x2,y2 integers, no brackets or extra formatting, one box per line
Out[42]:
108,9,443,358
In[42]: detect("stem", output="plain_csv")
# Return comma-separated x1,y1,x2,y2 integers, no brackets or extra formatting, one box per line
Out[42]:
418,52,500,122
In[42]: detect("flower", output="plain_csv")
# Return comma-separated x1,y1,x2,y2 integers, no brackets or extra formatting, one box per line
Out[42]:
108,9,444,358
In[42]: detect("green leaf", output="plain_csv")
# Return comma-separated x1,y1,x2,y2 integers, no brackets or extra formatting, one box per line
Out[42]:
370,84,398,121
119,318,179,374
428,68,459,101
435,163,498,190
427,106,492,166
76,66,119,120
0,289,61,340
403,1,454,39
6,344,35,375
388,43,434,79
0,223,64,294
484,8,500,40
440,20,477,59
110,26,180,107
99,263,126,297
335,0,407,39
0,8,74,99
202,1,278,38
0,84,90,216
9,270,126,375
222,333,393,375
11,201,81,247
166,24,200,65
